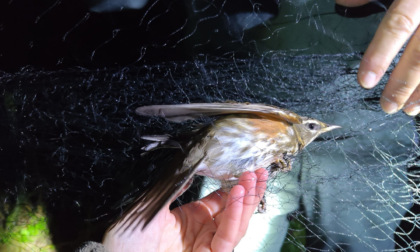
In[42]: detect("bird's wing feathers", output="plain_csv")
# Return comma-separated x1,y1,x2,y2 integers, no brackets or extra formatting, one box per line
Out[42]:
113,155,204,233
136,103,302,124
119,102,300,232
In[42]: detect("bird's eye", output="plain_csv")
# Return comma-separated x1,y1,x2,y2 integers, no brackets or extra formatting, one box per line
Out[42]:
306,122,320,131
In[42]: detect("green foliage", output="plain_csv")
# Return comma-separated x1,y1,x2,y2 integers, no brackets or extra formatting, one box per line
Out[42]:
0,199,55,251
281,216,306,252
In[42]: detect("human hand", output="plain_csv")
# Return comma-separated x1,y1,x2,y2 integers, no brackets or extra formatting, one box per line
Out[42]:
342,0,420,115
103,168,268,252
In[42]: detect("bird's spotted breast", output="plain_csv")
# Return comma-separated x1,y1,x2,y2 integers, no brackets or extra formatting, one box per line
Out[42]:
191,115,299,180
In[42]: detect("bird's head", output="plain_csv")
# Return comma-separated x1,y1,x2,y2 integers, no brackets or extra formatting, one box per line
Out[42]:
293,117,340,147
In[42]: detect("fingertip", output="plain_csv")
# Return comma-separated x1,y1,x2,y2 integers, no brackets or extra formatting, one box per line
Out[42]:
255,168,268,180
404,106,420,116
358,70,378,89
238,171,257,185
380,97,400,114
231,184,246,197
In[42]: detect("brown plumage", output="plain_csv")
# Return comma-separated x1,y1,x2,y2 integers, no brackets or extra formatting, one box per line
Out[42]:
112,103,340,232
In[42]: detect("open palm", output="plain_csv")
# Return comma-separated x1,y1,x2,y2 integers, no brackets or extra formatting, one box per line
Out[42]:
103,168,268,252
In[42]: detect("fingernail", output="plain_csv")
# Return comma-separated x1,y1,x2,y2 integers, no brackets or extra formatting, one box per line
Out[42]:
405,106,420,116
359,71,377,89
381,100,399,114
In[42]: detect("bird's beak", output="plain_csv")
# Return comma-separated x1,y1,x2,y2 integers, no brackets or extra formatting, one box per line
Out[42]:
321,124,341,133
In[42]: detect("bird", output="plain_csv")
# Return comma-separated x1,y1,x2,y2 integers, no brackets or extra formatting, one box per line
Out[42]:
114,102,340,232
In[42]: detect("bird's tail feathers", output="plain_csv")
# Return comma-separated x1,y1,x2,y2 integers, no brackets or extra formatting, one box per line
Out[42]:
141,134,183,152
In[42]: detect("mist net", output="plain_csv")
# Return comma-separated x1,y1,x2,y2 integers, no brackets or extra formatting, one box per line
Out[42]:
0,0,419,251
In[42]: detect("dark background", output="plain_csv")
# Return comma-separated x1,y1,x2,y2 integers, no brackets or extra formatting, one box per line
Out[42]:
1,1,419,251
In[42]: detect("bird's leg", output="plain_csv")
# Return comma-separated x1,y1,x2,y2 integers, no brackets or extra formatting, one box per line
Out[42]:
258,194,266,213
258,154,295,214
269,153,292,173
276,152,293,172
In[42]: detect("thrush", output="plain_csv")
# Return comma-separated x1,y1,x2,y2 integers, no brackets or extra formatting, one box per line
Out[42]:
114,102,340,232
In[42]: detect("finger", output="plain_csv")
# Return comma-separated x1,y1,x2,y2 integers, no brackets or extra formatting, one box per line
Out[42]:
236,168,268,240
358,0,420,89
403,83,420,115
254,168,268,197
237,172,259,224
199,189,228,216
212,172,257,242
211,185,245,252
185,190,229,252
213,169,268,223
239,170,267,225
381,26,420,113
181,190,228,225
335,0,371,7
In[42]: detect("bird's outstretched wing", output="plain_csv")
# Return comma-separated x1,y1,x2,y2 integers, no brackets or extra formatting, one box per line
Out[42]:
135,102,302,124
115,103,300,233
111,151,204,233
